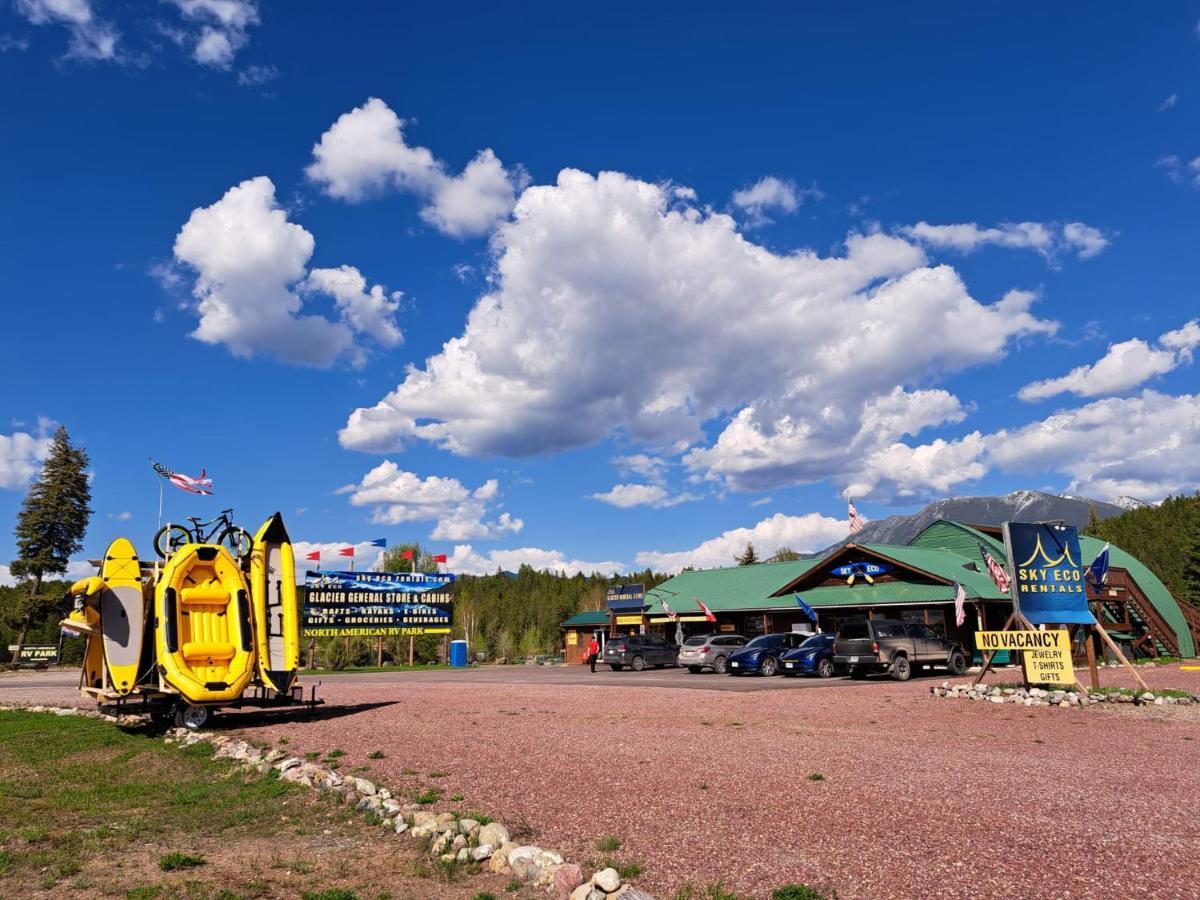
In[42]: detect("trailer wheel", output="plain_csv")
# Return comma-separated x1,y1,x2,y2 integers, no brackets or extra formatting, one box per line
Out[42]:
175,704,211,731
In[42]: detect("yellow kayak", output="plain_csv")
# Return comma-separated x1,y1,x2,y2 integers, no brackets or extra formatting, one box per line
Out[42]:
156,543,255,704
250,512,300,695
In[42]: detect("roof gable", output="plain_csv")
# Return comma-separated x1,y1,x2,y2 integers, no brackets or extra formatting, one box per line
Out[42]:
645,559,820,614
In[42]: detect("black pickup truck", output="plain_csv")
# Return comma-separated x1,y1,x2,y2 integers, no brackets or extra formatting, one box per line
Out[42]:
832,618,968,681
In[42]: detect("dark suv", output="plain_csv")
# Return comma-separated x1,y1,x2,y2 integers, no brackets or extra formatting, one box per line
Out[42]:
604,633,680,671
833,618,967,681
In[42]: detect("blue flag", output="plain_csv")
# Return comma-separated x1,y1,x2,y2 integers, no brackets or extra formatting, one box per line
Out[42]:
370,538,387,548
794,593,816,622
1087,542,1110,586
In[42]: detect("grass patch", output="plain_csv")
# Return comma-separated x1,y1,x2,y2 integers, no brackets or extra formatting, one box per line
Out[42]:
449,793,464,802
325,749,346,760
616,861,644,879
474,893,499,900
673,882,739,900
596,835,621,852
807,773,825,782
157,852,205,871
412,787,444,806
773,885,831,900
367,750,385,759
427,770,450,778
301,891,360,900
505,879,523,892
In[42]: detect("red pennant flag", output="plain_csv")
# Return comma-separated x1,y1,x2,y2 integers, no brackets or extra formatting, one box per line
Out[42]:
400,550,414,560
432,553,448,563
305,550,320,562
338,547,355,557
696,598,717,623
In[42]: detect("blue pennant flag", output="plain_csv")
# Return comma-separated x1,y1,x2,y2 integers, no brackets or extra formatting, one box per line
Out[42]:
794,592,816,622
1087,542,1110,586
370,538,387,548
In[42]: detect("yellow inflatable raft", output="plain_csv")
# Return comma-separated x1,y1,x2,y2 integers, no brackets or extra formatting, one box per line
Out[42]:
156,543,255,704
250,512,300,695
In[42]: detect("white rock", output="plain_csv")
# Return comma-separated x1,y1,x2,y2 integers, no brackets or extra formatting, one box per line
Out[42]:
355,778,377,796
472,844,493,861
394,820,409,835
593,867,621,892
478,823,510,847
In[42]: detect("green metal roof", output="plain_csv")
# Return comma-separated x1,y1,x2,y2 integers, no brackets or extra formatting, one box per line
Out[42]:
560,610,609,628
850,544,1010,600
801,582,964,608
645,559,820,615
1078,535,1195,658
912,520,1194,656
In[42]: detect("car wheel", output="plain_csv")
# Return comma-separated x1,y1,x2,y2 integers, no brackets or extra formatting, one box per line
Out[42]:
891,655,912,681
609,664,623,671
948,650,967,675
817,657,835,679
687,665,702,674
760,657,778,677
631,655,645,672
849,666,866,680
712,656,728,674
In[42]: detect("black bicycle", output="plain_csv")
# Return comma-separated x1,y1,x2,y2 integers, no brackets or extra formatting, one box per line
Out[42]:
153,508,253,559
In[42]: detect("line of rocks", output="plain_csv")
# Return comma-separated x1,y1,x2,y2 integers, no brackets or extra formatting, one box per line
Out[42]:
169,728,654,900
930,682,1200,707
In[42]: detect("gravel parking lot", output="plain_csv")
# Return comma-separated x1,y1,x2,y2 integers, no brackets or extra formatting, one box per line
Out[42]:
5,664,1199,899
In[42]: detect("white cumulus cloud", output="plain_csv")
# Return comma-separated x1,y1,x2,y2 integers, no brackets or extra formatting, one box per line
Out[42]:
1019,319,1200,401
172,176,402,367
730,176,821,226
168,0,259,69
341,168,1056,500
0,421,52,491
341,461,522,540
989,390,1200,501
635,512,847,573
15,0,118,60
589,483,698,509
445,544,625,577
306,98,523,237
899,220,1110,261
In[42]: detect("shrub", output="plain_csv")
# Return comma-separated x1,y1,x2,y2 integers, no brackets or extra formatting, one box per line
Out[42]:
157,852,205,871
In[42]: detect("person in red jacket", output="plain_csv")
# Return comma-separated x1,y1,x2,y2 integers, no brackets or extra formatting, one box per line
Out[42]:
586,635,601,673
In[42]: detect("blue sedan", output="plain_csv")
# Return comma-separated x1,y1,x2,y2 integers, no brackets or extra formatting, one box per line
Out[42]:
780,633,838,678
725,632,809,676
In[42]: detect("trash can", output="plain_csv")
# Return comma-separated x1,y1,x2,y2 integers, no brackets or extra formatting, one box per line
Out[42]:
449,640,468,668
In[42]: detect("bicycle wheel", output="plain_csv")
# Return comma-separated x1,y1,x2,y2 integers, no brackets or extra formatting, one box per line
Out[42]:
153,524,192,558
217,526,253,560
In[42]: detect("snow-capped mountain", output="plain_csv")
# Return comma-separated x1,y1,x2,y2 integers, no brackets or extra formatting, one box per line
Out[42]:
826,490,1129,551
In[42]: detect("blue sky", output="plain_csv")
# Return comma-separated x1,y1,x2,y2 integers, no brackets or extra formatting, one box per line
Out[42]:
2,2,1198,578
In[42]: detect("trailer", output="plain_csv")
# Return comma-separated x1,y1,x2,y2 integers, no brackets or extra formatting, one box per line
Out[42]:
82,679,324,730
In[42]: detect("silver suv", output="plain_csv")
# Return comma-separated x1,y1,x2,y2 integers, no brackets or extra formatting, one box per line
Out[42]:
678,633,748,674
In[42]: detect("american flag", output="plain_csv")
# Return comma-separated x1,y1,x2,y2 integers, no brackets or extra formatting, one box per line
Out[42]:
979,544,1012,593
150,459,213,495
695,598,717,623
661,598,678,621
847,499,865,535
953,580,967,627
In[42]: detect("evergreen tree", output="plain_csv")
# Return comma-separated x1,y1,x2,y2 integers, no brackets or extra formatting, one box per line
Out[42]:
772,546,801,562
9,426,91,661
1085,501,1101,536
736,542,759,566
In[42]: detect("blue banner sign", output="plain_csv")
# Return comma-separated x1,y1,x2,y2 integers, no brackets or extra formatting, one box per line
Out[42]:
1004,523,1096,625
606,583,645,611
302,570,456,636
830,561,893,584
305,570,455,593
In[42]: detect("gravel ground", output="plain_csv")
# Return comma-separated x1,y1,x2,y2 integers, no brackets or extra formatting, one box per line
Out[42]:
6,664,1199,899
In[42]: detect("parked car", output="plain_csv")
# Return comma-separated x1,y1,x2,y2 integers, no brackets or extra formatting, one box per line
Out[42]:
604,633,680,671
832,618,967,681
779,633,838,678
726,632,810,676
677,633,748,674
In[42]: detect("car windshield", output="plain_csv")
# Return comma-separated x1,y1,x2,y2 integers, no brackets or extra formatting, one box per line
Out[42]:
799,634,828,650
747,635,781,648
683,636,709,647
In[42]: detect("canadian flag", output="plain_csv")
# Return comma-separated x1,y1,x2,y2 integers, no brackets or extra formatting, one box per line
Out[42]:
432,553,448,563
338,547,355,557
696,598,717,623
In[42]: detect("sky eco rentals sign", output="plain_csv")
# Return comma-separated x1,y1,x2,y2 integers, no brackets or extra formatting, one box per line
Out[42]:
303,570,455,637
1002,522,1097,625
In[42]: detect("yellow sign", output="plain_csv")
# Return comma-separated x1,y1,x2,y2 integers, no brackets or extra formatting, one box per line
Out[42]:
615,615,643,625
566,631,578,645
978,630,1075,686
649,615,708,623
